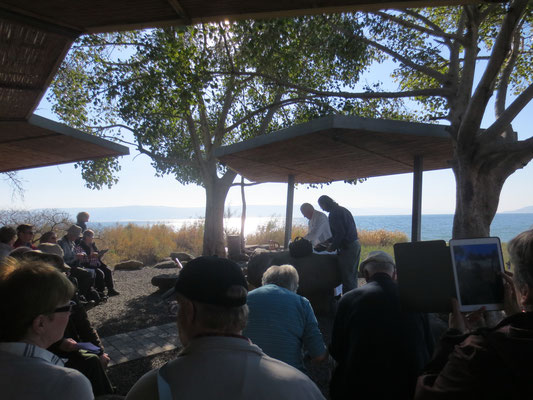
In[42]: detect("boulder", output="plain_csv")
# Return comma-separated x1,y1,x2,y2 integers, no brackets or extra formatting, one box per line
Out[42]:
151,273,179,291
170,252,194,262
114,260,144,271
247,250,341,316
154,259,178,269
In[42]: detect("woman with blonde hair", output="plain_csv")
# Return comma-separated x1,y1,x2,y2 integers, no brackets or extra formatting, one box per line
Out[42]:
0,258,93,399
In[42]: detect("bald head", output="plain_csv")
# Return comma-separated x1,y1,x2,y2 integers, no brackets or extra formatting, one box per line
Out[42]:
300,203,314,219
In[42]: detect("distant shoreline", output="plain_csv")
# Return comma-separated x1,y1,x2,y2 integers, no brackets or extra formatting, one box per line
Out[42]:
89,213,533,243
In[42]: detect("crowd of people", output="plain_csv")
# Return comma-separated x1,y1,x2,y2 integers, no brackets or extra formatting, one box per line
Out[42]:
0,211,118,398
1,202,532,399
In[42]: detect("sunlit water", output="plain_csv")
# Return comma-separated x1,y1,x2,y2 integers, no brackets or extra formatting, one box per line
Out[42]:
91,213,533,242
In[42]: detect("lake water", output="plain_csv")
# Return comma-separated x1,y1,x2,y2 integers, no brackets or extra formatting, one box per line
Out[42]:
92,213,533,242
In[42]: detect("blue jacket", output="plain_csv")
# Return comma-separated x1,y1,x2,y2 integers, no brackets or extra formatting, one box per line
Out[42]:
244,284,326,372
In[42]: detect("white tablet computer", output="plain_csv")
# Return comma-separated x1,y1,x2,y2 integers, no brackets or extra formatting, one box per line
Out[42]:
449,237,505,312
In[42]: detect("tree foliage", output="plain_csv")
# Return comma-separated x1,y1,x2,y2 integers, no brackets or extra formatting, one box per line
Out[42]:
49,16,372,254
244,2,533,238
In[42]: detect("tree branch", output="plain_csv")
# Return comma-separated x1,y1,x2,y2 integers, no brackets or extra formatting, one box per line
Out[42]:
214,75,236,147
483,82,533,141
401,9,453,36
256,91,283,136
478,135,533,159
224,95,319,133
330,21,448,84
372,11,462,43
494,20,523,120
88,124,137,134
136,144,195,168
230,181,262,187
185,112,209,179
194,91,212,154
458,0,529,146
211,70,451,101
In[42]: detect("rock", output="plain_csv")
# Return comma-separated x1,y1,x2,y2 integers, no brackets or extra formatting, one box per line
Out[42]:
170,252,193,262
114,260,144,271
154,259,177,269
151,273,179,291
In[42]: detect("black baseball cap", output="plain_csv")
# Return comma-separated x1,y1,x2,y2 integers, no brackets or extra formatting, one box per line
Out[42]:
174,256,248,307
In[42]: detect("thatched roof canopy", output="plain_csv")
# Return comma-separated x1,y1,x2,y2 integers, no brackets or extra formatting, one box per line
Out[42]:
216,115,454,184
0,0,475,171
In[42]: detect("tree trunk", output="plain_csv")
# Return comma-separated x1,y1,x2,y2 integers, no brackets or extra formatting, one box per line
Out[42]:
240,176,246,252
452,154,511,239
202,171,236,257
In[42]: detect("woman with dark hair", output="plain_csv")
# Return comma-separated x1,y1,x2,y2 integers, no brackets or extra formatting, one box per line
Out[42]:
39,231,58,244
76,212,90,232
0,226,16,261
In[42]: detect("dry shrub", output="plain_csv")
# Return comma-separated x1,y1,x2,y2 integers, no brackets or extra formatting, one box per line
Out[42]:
172,221,204,256
246,218,307,245
97,222,204,266
358,229,408,247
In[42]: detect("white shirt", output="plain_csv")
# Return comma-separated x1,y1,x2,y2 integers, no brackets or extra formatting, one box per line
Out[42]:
304,210,332,246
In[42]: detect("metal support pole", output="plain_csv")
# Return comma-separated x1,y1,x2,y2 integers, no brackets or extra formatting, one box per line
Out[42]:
284,174,295,249
411,155,423,242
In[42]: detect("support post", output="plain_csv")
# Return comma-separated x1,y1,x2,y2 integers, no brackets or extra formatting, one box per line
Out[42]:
284,174,295,249
411,155,423,242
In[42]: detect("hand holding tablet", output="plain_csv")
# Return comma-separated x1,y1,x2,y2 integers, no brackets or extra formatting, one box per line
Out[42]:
394,237,506,313
449,237,505,312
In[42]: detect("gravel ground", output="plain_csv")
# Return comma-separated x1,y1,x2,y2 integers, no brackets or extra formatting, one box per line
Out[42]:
87,267,176,337
88,266,334,398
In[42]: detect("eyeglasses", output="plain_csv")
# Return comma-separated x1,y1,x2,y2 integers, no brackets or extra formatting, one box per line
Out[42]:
53,300,76,313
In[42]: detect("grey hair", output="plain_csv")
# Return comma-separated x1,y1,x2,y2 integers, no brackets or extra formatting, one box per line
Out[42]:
300,203,313,212
262,264,299,292
508,229,533,292
364,261,395,277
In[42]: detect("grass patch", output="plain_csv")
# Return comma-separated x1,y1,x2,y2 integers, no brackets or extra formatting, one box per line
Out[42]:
245,218,307,245
96,222,204,266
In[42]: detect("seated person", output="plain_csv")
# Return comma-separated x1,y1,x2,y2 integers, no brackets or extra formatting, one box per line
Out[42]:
6,249,114,395
59,225,101,304
0,226,17,261
13,224,37,249
39,231,58,244
77,230,119,297
300,203,332,247
0,258,93,399
126,256,325,400
48,302,114,396
243,264,327,372
415,229,533,399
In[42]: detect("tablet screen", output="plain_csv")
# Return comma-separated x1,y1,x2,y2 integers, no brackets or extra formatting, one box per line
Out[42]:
449,238,504,311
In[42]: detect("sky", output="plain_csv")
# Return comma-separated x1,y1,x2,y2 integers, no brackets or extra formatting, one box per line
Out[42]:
1,37,533,216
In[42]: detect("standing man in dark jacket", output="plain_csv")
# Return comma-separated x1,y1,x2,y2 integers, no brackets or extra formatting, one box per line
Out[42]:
318,195,360,293
330,251,434,400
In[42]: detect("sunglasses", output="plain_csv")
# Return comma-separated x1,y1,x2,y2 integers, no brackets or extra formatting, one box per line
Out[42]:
53,300,76,313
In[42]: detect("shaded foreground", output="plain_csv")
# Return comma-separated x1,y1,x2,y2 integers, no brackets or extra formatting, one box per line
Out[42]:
89,266,334,397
